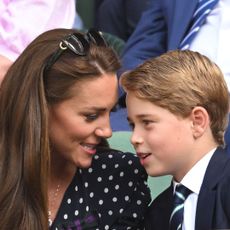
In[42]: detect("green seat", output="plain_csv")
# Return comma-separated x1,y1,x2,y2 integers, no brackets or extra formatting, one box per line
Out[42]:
108,131,171,200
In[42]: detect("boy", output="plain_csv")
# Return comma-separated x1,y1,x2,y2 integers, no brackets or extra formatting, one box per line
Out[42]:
120,50,230,229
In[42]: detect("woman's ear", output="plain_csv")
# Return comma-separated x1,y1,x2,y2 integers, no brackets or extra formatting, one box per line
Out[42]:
190,106,210,139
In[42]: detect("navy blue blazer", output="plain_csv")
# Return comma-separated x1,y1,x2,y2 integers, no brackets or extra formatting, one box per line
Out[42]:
144,147,230,229
121,0,200,74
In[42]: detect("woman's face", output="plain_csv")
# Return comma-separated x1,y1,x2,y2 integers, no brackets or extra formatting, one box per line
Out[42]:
49,73,118,169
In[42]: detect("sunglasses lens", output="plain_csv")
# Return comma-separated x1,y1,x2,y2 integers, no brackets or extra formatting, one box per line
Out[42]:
87,29,108,47
45,29,107,72
64,33,90,56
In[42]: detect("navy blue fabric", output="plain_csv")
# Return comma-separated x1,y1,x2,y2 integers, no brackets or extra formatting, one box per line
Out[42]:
169,185,192,230
144,147,230,229
94,0,149,41
180,0,218,49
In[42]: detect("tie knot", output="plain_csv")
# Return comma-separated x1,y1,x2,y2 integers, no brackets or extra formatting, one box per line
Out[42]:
174,184,192,204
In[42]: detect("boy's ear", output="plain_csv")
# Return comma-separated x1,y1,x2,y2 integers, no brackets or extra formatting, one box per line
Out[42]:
191,106,210,138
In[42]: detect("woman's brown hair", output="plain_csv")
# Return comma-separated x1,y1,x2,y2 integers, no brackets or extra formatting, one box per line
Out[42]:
0,28,120,229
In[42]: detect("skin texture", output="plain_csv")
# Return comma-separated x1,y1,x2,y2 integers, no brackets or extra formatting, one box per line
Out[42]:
49,73,118,173
47,73,118,221
126,92,216,182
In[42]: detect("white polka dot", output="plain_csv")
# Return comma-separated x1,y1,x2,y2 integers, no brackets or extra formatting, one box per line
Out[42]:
128,181,133,187
137,200,142,205
104,188,109,193
75,210,79,216
88,167,93,173
108,175,113,180
67,198,71,204
98,213,102,218
108,154,113,158
105,225,109,230
108,210,113,215
64,214,68,219
79,169,82,174
119,208,124,213
120,172,124,177
125,196,129,201
128,160,133,165
97,177,102,182
79,198,83,203
94,155,99,159
134,169,139,174
90,192,94,198
122,155,126,158
84,182,88,188
99,199,104,205
115,185,119,190
133,213,137,218
114,164,119,168
112,197,117,202
86,206,89,212
75,186,78,191
102,164,107,169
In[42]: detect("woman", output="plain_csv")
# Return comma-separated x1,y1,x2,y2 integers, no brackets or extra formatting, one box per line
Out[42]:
0,28,150,229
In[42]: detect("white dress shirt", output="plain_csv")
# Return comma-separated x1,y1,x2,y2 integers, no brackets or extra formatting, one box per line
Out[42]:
190,0,230,91
172,148,216,230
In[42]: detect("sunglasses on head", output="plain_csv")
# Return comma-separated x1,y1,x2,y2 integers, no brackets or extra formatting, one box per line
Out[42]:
45,29,108,71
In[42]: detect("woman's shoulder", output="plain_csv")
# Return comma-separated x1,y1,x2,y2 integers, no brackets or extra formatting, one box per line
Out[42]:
95,147,141,168
87,147,147,180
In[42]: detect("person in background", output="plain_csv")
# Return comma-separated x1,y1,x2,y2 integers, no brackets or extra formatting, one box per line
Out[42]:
94,0,150,41
0,0,76,84
121,50,230,229
120,0,229,82
115,0,230,153
0,28,150,230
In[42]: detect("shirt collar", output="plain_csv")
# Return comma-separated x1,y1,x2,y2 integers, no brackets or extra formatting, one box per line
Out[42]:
173,148,216,194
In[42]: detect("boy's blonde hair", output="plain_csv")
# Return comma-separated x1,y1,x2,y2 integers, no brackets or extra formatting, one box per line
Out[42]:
121,50,229,145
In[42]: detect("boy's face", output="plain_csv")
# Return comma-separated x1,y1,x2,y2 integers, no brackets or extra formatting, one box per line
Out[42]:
126,92,196,181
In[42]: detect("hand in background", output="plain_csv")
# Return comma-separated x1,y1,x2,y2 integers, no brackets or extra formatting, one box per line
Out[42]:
0,55,12,85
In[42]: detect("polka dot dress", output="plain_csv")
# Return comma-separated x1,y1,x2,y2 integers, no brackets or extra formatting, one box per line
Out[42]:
50,148,151,230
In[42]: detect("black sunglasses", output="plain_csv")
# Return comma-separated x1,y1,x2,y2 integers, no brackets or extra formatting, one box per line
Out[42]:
45,29,108,72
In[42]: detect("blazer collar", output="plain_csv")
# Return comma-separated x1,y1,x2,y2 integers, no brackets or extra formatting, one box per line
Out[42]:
169,0,198,49
195,147,230,229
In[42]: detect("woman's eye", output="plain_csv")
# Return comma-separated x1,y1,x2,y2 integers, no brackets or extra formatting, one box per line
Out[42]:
143,120,153,126
85,114,98,121
111,104,118,113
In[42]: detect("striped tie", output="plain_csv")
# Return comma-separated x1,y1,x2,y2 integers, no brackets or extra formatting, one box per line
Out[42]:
169,184,192,230
180,0,219,50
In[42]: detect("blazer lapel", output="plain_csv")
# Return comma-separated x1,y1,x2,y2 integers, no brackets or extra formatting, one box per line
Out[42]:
169,0,198,49
195,148,229,229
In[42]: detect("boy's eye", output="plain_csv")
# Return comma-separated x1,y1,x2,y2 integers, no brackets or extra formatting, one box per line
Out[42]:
85,114,98,121
128,122,135,130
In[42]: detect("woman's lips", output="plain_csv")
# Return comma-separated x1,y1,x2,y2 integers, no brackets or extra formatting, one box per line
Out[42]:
81,143,98,155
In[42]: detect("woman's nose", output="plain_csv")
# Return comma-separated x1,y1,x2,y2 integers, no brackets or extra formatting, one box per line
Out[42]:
95,119,112,138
